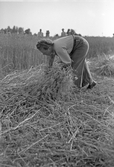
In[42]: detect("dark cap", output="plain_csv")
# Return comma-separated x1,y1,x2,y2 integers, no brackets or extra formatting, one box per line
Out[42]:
36,38,54,49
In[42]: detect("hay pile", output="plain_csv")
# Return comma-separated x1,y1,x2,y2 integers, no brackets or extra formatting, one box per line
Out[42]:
0,63,114,167
93,55,114,77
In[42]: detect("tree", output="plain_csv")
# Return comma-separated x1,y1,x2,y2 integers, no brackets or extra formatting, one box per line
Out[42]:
12,26,18,33
34,33,37,36
25,28,32,35
7,26,11,33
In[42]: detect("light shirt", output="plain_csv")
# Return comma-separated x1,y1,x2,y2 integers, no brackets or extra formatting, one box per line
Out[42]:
38,32,43,37
54,35,74,64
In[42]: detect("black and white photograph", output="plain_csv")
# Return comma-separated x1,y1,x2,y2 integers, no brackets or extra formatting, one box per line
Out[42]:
0,0,114,166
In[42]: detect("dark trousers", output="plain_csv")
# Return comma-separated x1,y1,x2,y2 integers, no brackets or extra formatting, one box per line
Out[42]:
70,35,93,88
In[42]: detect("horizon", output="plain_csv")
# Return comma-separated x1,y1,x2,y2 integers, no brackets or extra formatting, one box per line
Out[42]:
0,0,114,37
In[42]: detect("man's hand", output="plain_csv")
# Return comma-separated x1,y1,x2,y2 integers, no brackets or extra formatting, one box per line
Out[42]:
47,53,55,69
44,66,51,75
61,63,72,71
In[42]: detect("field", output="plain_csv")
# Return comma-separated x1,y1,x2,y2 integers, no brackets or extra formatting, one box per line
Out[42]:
0,34,114,167
0,34,114,77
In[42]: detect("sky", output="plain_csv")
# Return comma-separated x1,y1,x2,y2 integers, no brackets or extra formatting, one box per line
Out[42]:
0,0,114,37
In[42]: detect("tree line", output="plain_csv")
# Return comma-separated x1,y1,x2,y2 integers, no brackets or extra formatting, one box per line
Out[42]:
0,26,32,35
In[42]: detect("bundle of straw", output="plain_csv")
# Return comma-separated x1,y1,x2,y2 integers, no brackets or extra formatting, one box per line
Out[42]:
93,55,114,77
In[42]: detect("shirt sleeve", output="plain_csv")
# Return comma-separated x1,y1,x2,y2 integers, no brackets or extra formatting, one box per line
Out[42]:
55,47,72,64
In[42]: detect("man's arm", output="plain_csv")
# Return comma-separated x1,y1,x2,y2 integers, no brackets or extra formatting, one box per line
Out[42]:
46,54,55,68
55,47,72,64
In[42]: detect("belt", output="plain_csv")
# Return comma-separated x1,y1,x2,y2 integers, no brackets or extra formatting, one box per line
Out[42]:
70,35,77,55
70,35,82,56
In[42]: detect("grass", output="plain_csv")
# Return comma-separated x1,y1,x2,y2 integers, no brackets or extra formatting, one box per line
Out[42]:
0,34,114,78
0,34,46,78
85,36,114,58
0,60,114,167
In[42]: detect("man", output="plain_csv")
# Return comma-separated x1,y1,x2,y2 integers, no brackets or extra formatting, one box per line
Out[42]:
38,29,43,38
61,28,66,37
36,35,96,89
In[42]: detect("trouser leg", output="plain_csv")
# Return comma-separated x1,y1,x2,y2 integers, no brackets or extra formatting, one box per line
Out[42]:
82,60,93,86
71,38,93,88
72,58,85,88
